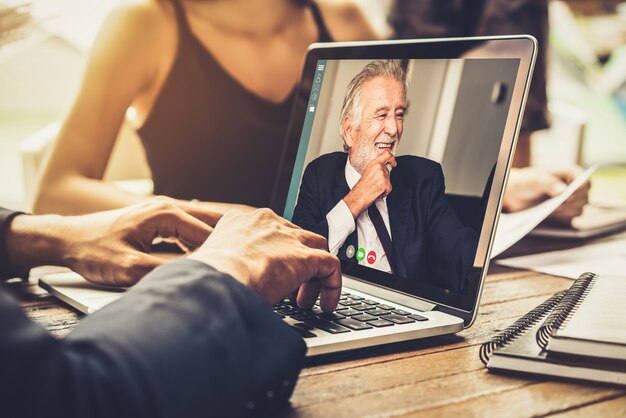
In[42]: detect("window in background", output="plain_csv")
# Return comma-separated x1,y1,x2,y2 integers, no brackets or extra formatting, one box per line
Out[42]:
0,0,121,209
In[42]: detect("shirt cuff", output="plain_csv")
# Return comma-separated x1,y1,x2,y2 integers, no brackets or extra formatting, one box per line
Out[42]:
326,200,356,255
0,210,28,281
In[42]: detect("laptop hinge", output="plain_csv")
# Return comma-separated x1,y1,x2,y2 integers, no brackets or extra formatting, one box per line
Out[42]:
343,276,437,312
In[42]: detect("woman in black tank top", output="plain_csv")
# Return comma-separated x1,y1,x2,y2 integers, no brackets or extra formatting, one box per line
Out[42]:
138,0,333,208
34,0,376,217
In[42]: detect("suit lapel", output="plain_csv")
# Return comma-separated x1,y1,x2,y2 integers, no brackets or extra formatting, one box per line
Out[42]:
388,170,412,277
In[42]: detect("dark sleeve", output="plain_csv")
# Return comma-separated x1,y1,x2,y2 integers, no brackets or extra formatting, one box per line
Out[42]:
389,0,549,132
0,208,27,281
292,163,330,238
425,166,478,293
0,259,305,418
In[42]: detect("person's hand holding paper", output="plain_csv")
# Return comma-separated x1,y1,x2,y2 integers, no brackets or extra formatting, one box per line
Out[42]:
503,166,591,224
493,166,596,258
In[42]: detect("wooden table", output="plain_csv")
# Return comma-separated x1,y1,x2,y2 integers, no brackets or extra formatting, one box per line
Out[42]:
12,238,626,418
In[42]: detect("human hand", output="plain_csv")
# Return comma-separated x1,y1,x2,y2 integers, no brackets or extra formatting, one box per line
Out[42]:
503,167,590,224
188,209,342,312
343,151,397,218
7,198,214,287
549,167,590,224
180,199,256,226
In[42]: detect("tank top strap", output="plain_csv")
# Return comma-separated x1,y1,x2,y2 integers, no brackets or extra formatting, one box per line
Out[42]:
309,1,334,42
170,0,193,38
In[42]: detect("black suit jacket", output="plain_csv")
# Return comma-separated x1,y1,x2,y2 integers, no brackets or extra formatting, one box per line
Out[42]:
292,152,477,293
0,209,304,418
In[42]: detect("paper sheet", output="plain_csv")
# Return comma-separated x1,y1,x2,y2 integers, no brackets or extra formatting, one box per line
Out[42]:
496,232,626,279
490,166,596,258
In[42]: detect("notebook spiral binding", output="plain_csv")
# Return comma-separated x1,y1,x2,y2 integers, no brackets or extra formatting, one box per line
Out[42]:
479,291,565,365
536,272,598,349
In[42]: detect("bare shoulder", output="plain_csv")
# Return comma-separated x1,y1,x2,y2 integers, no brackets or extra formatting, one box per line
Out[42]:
316,1,379,41
85,0,179,88
103,0,176,43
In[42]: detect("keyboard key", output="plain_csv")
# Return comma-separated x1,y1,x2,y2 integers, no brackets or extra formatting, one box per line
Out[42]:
292,322,314,331
319,312,345,321
362,299,380,305
352,313,377,322
367,308,393,316
342,300,362,306
304,318,351,334
335,318,373,330
380,314,415,324
349,295,364,300
289,325,316,338
368,319,394,327
408,314,429,322
338,308,361,316
377,304,395,310
392,309,411,316
352,304,377,311
335,306,349,311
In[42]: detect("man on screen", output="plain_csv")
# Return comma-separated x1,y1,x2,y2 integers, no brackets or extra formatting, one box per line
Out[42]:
293,60,477,293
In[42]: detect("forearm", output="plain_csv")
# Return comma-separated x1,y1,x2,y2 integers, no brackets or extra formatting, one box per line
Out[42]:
5,214,71,272
343,188,373,219
64,260,304,417
0,261,304,418
34,173,252,222
34,174,147,215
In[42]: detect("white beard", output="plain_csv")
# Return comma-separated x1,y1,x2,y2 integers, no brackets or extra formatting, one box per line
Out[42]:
349,132,398,175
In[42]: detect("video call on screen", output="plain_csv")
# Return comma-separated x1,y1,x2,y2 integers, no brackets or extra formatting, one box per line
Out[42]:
286,58,519,295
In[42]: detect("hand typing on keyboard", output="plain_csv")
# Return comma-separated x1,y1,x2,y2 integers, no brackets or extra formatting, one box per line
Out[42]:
189,208,342,312
274,292,430,337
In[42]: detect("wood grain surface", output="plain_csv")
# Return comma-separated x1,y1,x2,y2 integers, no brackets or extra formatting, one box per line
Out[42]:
19,261,626,417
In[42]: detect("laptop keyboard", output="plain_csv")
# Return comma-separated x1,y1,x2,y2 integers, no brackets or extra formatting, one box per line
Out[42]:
273,291,429,338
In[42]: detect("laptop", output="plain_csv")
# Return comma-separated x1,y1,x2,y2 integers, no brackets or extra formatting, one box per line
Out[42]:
40,36,537,356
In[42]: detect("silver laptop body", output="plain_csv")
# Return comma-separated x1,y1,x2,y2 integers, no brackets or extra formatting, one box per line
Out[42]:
40,36,537,357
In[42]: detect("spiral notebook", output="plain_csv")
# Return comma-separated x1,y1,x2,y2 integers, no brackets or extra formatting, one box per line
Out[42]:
480,272,626,386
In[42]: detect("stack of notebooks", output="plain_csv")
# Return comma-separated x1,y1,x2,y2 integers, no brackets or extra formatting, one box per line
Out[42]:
480,272,626,386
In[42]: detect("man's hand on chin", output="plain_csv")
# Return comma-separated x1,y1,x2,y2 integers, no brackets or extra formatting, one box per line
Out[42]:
343,151,397,218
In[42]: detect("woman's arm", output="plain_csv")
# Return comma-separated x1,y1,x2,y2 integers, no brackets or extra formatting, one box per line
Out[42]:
33,1,175,215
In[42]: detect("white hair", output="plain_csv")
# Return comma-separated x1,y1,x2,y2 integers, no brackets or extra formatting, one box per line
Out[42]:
339,60,408,152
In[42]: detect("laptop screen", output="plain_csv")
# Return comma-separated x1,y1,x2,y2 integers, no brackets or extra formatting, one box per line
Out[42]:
272,39,535,315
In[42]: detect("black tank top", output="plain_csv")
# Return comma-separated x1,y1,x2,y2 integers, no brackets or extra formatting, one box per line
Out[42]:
137,0,334,207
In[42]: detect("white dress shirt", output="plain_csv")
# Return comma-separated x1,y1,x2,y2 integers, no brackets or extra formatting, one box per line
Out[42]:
326,159,393,273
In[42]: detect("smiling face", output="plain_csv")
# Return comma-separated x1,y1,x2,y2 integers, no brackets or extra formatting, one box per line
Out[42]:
343,76,407,174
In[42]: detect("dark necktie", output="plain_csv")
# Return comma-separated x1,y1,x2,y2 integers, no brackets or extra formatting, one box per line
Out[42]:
367,204,396,274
